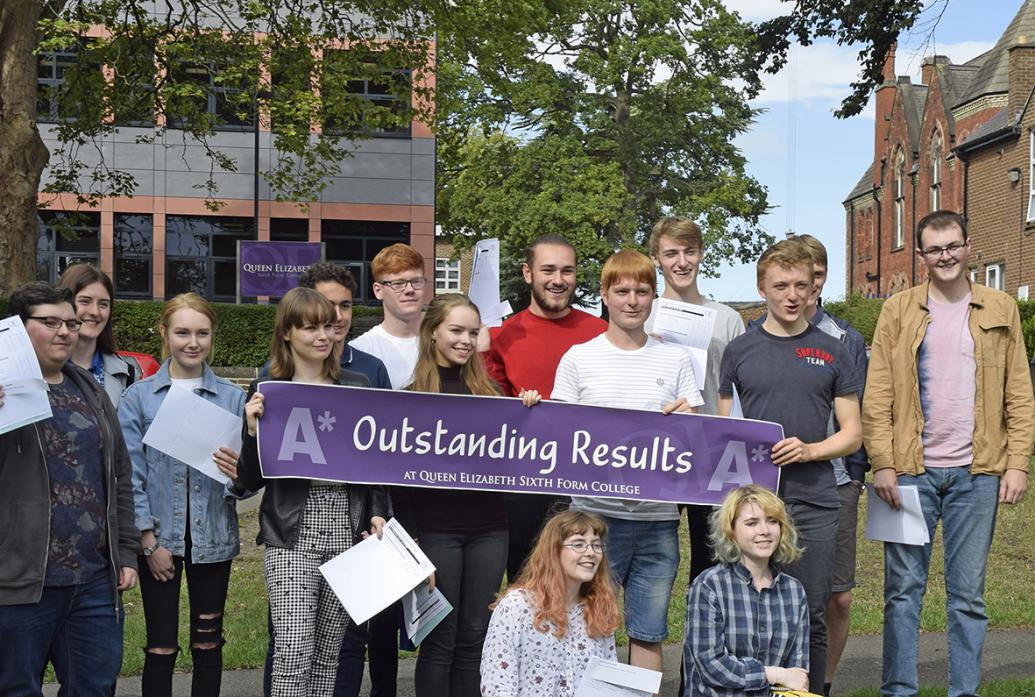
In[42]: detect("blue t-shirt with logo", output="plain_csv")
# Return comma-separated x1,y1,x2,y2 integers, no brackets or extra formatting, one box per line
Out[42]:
719,324,861,509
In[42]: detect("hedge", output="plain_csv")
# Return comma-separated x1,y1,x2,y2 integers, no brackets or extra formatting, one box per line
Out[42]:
0,296,382,368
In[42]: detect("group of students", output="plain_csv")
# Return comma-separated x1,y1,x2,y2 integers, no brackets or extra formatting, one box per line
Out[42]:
1,207,1030,697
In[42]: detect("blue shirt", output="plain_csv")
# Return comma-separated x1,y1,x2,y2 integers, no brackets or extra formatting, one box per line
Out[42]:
684,562,809,697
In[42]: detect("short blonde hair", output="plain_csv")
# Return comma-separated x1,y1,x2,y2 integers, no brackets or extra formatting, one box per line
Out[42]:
792,234,828,269
756,239,815,286
649,217,703,257
600,250,656,294
709,485,802,565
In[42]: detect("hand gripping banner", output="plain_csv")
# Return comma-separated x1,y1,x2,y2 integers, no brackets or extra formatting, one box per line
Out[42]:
255,382,783,505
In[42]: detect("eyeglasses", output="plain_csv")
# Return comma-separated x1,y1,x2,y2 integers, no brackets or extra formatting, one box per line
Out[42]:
920,242,967,260
27,316,81,332
562,541,605,554
378,277,427,292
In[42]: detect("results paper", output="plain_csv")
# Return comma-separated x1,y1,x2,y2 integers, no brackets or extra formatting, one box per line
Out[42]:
319,518,436,624
468,238,512,327
648,298,717,390
0,316,52,435
864,485,931,546
574,656,661,697
402,583,453,647
141,385,243,485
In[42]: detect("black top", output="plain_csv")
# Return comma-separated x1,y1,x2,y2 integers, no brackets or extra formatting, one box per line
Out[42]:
391,365,508,537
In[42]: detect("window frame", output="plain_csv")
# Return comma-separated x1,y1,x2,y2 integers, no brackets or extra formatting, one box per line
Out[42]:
435,257,461,292
986,263,1004,291
893,149,906,250
164,215,255,302
36,212,101,282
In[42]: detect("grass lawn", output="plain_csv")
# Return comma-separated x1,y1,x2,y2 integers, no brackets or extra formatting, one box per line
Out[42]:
119,490,1035,675
843,678,1035,696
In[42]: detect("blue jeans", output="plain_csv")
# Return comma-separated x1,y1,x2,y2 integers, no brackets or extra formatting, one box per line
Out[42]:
882,467,999,697
603,517,680,643
0,572,124,697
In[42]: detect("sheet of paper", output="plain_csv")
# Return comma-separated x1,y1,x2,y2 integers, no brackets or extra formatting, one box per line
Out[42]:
0,316,52,435
574,656,661,697
467,238,513,327
402,583,453,646
649,298,717,389
865,485,930,546
141,385,243,485
320,518,436,624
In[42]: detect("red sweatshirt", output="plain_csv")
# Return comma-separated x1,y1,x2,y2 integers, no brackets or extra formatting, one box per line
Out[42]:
483,308,606,397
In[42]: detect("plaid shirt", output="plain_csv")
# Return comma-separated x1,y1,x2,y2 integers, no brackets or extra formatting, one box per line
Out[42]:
683,562,809,696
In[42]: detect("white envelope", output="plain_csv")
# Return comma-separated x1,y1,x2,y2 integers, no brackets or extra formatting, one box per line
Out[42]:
865,485,931,546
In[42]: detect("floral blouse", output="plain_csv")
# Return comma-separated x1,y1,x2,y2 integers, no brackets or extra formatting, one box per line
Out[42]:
480,589,617,697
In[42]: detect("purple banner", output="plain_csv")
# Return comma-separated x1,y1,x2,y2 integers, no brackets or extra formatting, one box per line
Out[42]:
256,383,783,505
239,241,323,297
256,383,784,504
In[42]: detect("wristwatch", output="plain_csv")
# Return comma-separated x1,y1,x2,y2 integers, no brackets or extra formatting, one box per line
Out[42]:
142,541,160,557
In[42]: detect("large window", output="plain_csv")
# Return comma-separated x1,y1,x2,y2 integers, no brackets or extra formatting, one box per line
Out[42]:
322,49,412,137
37,212,100,282
165,216,254,301
165,63,255,130
114,214,153,298
435,258,461,292
893,149,906,249
37,43,101,122
1028,131,1035,222
270,218,310,242
930,130,943,211
321,220,409,302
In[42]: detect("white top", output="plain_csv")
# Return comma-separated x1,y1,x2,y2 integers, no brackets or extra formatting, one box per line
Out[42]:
552,334,703,520
480,589,617,697
170,377,204,392
645,297,745,416
350,324,419,389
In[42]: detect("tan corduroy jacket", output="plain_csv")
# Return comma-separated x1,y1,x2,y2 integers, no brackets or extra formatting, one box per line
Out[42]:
862,281,1035,476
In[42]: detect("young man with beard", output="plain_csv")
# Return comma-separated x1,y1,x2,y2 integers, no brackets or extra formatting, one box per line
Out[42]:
0,282,139,696
864,211,1033,697
482,234,606,580
553,249,702,683
645,217,745,585
351,243,427,389
719,239,862,694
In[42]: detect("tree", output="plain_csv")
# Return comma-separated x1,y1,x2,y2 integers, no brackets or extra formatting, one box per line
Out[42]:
0,0,434,295
436,0,776,300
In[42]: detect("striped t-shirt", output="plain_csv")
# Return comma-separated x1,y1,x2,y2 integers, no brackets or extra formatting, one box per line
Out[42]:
552,334,704,520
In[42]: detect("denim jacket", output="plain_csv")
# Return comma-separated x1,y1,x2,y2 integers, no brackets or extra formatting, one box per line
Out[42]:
118,361,247,563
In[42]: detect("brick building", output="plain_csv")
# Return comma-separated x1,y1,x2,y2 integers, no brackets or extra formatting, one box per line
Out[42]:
36,19,435,306
845,0,1035,298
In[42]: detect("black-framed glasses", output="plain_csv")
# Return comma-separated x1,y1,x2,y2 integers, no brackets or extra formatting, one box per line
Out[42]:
920,242,967,260
562,541,605,554
27,316,81,332
377,277,427,292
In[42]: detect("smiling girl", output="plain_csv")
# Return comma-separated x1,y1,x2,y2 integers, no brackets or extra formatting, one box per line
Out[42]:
59,264,140,407
480,510,620,697
117,293,246,697
236,287,388,697
391,293,539,697
683,485,810,697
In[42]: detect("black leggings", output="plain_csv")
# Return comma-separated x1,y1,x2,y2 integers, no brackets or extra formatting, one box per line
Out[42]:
138,546,233,697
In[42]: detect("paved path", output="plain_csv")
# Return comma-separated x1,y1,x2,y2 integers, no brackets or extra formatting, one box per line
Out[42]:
49,628,1035,696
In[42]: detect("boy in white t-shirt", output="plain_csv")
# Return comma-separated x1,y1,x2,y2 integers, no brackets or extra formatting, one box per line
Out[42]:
350,243,426,388
552,249,703,684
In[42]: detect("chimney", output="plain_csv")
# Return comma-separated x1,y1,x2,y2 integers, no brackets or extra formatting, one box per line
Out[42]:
875,41,899,187
921,55,951,86
1008,38,1035,123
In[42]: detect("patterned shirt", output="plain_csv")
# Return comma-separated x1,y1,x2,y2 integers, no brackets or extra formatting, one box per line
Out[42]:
683,562,809,697
41,378,108,586
480,589,616,697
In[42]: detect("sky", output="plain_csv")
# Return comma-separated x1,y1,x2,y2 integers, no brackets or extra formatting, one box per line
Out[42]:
704,0,1022,301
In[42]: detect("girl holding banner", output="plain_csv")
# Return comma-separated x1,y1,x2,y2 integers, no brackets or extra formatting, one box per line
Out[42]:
392,294,539,697
118,293,246,697
683,485,813,697
237,287,389,697
480,510,620,697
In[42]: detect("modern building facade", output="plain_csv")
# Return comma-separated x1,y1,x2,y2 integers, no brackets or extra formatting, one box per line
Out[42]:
36,32,435,305
844,0,1035,298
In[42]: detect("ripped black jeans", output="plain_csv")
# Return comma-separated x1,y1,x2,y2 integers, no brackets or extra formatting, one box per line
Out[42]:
138,534,233,697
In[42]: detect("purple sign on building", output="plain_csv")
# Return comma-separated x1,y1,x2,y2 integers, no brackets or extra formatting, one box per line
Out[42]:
239,241,323,297
255,382,784,505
